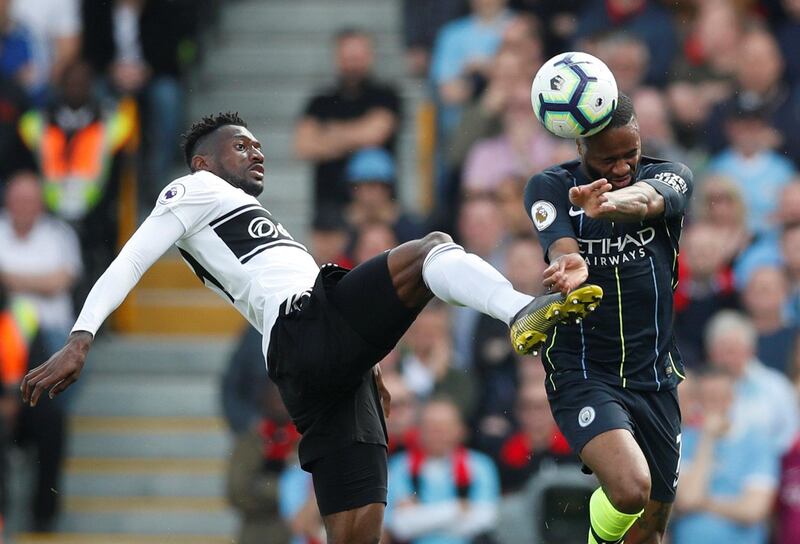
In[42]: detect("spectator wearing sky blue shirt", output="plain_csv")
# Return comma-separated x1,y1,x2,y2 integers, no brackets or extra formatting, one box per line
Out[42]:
0,0,33,89
429,0,513,137
672,367,779,544
706,102,796,236
385,397,500,544
705,310,800,456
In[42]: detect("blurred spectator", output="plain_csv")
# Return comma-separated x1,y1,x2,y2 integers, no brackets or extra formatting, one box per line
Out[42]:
17,59,135,290
593,32,649,95
495,175,541,236
674,222,740,368
777,434,800,544
385,397,500,543
509,0,583,57
82,0,197,204
294,28,401,223
0,284,35,529
706,310,799,455
691,175,752,265
11,0,80,104
573,0,677,87
461,70,558,197
451,196,509,369
399,301,477,420
706,101,795,235
470,235,546,434
382,372,420,454
345,147,425,244
0,171,81,353
776,0,800,85
0,77,34,185
672,367,779,544
0,281,65,533
447,47,527,172
742,265,798,375
402,0,466,77
351,220,398,266
632,87,689,164
227,380,300,544
782,222,800,326
489,380,575,494
729,181,800,290
0,0,33,90
497,13,544,78
429,0,513,135
667,0,741,147
309,210,352,269
704,26,800,165
221,326,266,435
279,462,325,544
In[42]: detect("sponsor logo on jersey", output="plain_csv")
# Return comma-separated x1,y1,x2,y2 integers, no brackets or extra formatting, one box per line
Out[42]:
158,183,186,204
578,406,596,428
531,200,557,231
654,172,688,194
248,216,292,240
577,227,656,266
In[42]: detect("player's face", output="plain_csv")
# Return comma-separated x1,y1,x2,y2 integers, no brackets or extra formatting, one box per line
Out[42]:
213,125,265,197
579,123,641,190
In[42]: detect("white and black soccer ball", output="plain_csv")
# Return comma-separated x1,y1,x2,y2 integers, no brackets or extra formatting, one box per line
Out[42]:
531,51,619,139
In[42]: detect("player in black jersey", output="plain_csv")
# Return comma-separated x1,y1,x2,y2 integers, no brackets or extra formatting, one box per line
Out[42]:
524,94,691,544
21,112,603,544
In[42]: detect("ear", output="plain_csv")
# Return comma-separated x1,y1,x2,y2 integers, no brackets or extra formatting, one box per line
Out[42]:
576,138,584,156
191,154,210,172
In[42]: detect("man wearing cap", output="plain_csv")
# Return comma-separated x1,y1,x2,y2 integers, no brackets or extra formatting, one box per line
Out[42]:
346,147,425,244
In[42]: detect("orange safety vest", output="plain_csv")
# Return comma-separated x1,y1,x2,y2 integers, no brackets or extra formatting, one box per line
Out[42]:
0,299,38,386
18,97,136,220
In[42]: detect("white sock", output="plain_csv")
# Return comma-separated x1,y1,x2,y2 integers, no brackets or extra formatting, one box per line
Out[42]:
422,242,533,325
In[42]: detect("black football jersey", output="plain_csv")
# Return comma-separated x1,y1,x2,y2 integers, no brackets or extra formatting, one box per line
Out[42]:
524,157,693,392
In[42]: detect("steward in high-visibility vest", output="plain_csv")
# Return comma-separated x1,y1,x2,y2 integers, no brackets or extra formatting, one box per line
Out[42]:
0,297,38,393
17,96,136,222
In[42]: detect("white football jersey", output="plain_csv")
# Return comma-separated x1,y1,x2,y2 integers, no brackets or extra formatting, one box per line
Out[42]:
152,170,319,341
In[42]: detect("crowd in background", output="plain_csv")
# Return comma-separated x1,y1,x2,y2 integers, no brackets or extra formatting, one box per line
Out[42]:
0,0,210,535
3,0,800,543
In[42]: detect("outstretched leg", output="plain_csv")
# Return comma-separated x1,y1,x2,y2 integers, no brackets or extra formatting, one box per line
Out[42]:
386,232,603,353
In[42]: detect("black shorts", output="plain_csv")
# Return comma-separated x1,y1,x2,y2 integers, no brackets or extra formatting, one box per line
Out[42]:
310,442,388,516
267,252,421,506
548,379,682,503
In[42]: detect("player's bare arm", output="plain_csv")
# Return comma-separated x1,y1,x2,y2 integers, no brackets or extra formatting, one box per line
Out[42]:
570,179,665,222
21,330,92,406
543,237,588,295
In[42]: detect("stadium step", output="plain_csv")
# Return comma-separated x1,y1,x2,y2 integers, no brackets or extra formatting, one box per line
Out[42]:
56,495,236,536
220,0,398,35
114,256,245,337
67,416,230,459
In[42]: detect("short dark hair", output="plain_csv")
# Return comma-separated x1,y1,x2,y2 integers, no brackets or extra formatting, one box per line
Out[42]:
605,92,635,130
580,93,636,146
181,112,247,169
335,26,371,43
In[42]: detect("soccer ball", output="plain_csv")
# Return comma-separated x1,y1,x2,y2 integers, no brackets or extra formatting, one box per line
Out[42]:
531,51,619,139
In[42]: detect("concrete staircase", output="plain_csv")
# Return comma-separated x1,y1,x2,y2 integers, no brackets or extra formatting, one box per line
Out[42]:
11,336,239,543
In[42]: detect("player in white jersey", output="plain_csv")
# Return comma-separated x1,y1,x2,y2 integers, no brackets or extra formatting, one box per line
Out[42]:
21,112,602,543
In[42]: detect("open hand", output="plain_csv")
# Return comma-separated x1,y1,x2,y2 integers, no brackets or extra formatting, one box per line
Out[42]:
569,179,615,218
543,253,588,294
21,331,92,406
